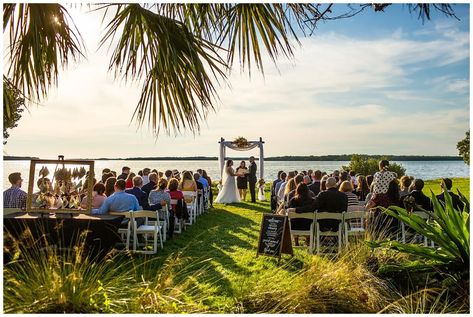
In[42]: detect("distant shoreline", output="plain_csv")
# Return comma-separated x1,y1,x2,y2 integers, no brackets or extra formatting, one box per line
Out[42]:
3,155,464,162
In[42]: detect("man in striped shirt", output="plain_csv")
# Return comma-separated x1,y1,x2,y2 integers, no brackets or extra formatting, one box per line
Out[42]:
3,172,27,209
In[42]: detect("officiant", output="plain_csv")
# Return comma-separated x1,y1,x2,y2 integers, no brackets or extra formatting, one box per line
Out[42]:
248,156,257,203
236,161,248,200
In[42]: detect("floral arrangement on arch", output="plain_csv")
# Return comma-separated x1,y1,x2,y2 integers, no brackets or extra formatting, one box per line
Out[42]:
233,136,249,148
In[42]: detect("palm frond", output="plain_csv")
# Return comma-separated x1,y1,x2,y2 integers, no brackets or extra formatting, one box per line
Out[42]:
4,4,85,101
99,4,227,136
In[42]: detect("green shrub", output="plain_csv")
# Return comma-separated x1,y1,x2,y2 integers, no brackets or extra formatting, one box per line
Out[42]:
342,154,406,177
367,191,469,278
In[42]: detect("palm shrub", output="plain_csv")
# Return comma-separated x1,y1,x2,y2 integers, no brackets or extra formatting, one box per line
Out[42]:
367,191,469,277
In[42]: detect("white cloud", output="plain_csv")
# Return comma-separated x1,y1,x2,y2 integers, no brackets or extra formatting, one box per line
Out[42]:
3,6,470,158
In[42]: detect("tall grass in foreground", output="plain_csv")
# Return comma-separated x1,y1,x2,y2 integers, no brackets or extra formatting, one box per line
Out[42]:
3,229,215,313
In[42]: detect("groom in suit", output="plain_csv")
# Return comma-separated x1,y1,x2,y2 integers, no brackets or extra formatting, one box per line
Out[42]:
248,156,257,203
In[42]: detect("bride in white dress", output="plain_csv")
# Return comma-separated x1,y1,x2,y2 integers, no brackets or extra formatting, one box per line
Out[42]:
214,160,241,204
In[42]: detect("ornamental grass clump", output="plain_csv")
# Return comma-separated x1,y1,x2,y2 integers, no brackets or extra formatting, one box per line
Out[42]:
3,230,134,313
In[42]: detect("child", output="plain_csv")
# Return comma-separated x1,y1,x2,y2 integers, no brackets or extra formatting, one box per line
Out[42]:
258,179,266,201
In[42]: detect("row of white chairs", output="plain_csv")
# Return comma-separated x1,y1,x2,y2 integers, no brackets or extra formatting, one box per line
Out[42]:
115,187,211,254
286,206,434,255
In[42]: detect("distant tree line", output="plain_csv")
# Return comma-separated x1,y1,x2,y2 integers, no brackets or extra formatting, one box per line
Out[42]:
4,155,463,161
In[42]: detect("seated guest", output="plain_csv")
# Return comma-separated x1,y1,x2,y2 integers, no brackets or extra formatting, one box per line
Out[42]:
271,171,284,211
102,168,111,175
368,179,401,235
283,178,297,205
125,172,136,189
117,166,131,180
104,177,117,197
355,175,370,202
4,172,27,209
157,171,164,179
179,171,197,203
402,178,432,211
92,179,140,215
193,172,205,208
100,172,114,185
288,174,314,202
288,183,315,246
320,175,329,192
303,175,311,185
125,176,149,209
338,171,349,188
172,169,181,180
339,181,359,206
149,178,171,207
196,169,209,189
201,170,213,208
308,170,322,196
142,172,158,196
292,177,348,232
349,171,357,187
436,178,464,211
399,175,412,197
142,168,151,185
165,170,173,181
366,175,374,188
80,183,107,209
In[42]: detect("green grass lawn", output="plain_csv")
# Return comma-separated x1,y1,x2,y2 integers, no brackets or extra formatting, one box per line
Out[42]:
423,177,469,198
4,177,470,313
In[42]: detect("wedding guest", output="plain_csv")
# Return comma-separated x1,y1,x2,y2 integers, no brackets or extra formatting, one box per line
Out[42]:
283,178,297,207
149,178,171,207
288,183,315,246
399,175,412,197
179,171,197,204
92,179,140,215
172,169,181,180
368,160,397,209
125,176,149,209
157,171,164,179
152,169,158,174
401,178,432,211
236,161,248,200
142,168,151,185
202,170,213,208
80,183,107,209
332,170,340,182
271,171,285,211
104,177,117,197
339,181,359,206
277,171,296,203
274,172,287,197
303,175,311,185
338,171,349,187
138,170,143,176
366,175,374,188
110,171,117,177
168,177,184,207
4,172,27,209
142,172,158,196
117,166,131,180
355,175,370,201
165,170,173,181
349,171,357,187
101,172,114,184
102,168,111,175
320,174,329,192
308,170,322,196
308,169,313,178
436,178,464,211
125,172,136,189
292,177,348,232
367,179,401,235
288,174,312,202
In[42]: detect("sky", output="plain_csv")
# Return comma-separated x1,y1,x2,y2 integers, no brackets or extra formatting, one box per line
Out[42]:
3,3,470,159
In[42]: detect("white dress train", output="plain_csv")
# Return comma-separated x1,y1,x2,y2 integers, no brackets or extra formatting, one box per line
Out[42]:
215,167,241,204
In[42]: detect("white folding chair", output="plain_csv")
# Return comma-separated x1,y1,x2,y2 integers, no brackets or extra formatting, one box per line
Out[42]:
343,210,369,246
110,211,134,250
132,210,163,254
287,211,316,253
170,199,182,234
147,205,169,243
401,211,430,246
315,212,344,255
182,191,197,225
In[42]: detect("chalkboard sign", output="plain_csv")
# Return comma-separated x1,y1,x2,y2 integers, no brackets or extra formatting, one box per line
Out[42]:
257,213,293,260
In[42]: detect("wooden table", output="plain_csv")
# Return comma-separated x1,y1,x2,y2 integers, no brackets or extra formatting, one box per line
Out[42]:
4,212,124,261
